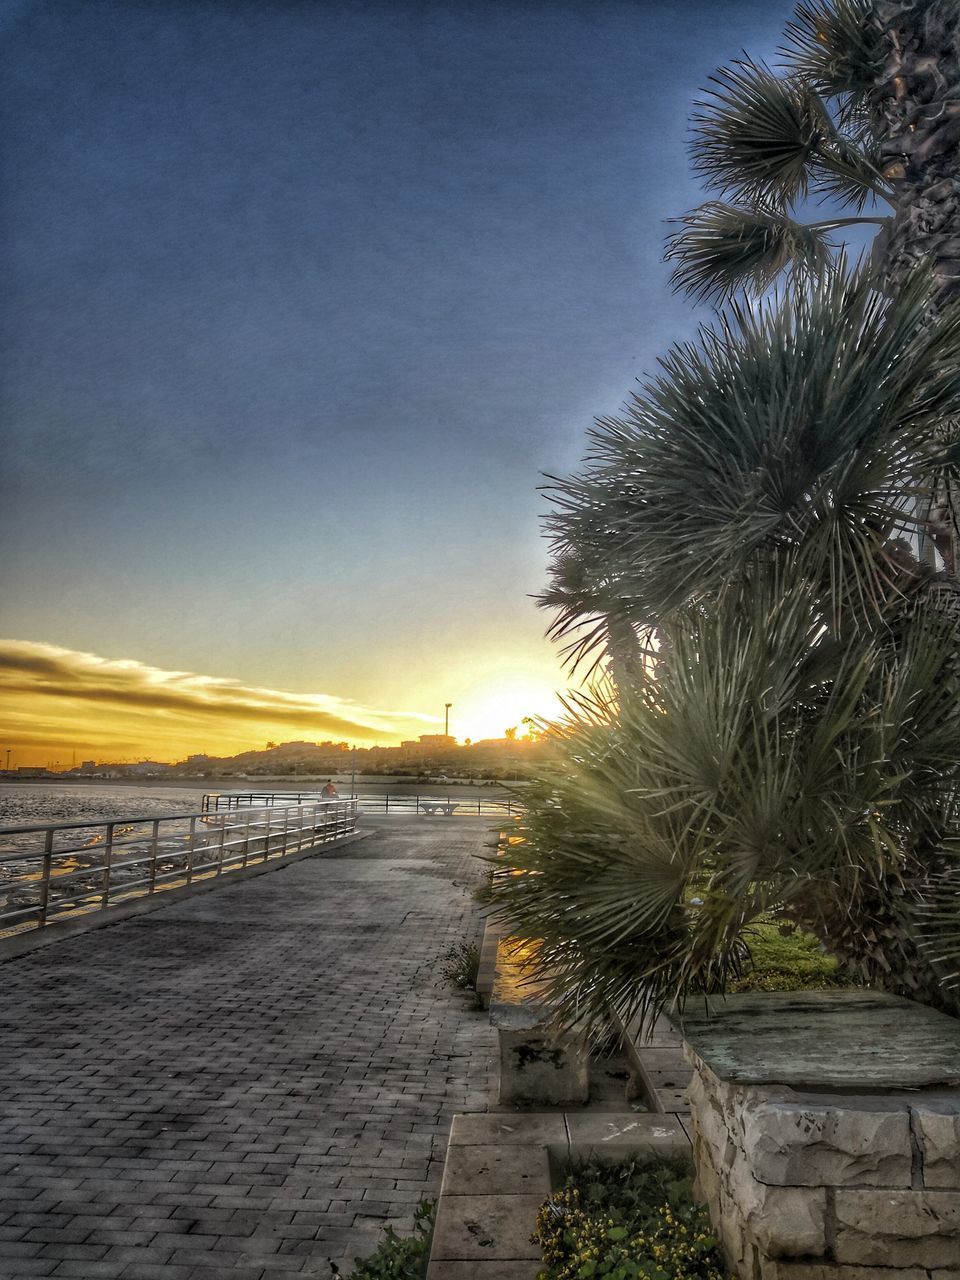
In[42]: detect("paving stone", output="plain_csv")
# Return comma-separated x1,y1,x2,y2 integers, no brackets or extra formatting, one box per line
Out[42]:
0,824,496,1272
566,1111,690,1158
449,1114,566,1147
431,1194,544,1261
427,1263,542,1280
440,1144,550,1197
48,1261,127,1278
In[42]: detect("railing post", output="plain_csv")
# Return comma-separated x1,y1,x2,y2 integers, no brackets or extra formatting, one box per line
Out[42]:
186,815,197,883
149,819,160,893
217,814,227,876
101,823,115,908
261,809,271,862
241,813,249,868
280,806,290,856
37,828,54,927
297,805,305,853
241,811,252,867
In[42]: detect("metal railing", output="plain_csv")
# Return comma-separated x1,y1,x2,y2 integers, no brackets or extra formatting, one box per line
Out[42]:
202,790,520,818
0,798,358,939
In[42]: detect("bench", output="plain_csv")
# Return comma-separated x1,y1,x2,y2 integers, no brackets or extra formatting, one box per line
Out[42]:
419,800,458,816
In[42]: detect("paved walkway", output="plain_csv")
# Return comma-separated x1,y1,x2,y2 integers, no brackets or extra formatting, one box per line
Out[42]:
0,822,497,1280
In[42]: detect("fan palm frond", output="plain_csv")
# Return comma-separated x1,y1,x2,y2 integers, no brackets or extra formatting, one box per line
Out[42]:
492,579,960,1031
665,201,835,302
912,853,960,992
548,264,960,627
783,0,885,108
811,132,889,210
691,59,835,207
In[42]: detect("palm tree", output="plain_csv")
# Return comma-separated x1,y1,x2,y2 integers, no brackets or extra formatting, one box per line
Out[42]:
544,1,959,689
539,547,647,695
506,0,960,1033
492,266,960,1031
666,1,959,305
664,0,960,570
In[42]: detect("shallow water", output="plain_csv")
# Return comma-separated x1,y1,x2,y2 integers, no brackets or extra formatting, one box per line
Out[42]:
0,784,219,924
0,782,213,829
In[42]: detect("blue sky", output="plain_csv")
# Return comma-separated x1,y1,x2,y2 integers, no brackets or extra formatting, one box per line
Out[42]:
0,0,793,757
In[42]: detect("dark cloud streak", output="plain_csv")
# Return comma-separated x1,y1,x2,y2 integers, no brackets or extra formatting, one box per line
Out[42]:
0,640,432,742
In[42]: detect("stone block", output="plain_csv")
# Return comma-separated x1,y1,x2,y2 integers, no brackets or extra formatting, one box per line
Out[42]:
653,1086,692,1112
680,990,960,1090
496,1027,588,1106
835,1189,960,1268
715,1183,754,1276
448,1114,566,1148
741,1102,912,1188
689,1088,736,1162
760,1263,929,1280
743,1183,827,1259
565,1112,689,1156
686,1068,710,1112
914,1104,960,1188
726,1149,826,1258
429,1194,544,1261
439,1145,550,1198
427,1264,542,1280
691,1133,721,1207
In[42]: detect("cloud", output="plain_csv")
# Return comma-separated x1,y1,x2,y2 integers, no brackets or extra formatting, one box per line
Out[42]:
0,639,437,747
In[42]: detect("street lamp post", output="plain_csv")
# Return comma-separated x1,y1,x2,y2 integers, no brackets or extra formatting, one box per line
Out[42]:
444,703,452,739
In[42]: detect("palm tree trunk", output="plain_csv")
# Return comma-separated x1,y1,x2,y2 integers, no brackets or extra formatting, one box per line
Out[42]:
874,1,960,303
605,612,643,695
874,2,960,572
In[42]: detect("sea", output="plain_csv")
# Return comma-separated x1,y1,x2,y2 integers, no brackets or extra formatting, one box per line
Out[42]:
0,781,220,829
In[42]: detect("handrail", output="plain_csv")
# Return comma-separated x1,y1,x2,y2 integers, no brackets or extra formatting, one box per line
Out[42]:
201,790,519,817
0,798,358,941
0,801,284,838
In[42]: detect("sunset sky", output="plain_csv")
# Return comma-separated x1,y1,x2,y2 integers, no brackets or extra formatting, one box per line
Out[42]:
0,0,789,765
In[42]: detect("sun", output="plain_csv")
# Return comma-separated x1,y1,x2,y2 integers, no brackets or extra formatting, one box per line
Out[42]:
451,673,564,743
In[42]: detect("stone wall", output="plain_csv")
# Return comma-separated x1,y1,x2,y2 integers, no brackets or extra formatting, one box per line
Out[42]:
687,1053,960,1280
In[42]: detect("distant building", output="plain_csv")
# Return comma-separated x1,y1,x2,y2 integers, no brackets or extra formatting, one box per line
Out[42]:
124,761,172,777
398,734,457,758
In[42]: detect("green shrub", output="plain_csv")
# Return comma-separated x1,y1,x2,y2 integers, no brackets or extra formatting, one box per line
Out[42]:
332,1202,433,1279
473,867,496,905
533,1157,731,1280
728,922,844,993
439,941,480,992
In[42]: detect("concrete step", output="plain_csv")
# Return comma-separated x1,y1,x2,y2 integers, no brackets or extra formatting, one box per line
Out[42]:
426,1111,692,1280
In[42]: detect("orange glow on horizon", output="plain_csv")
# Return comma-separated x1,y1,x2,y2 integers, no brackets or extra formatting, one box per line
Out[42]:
0,639,569,768
449,674,563,743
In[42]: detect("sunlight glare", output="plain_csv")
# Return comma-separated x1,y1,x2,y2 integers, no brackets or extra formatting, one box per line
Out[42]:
452,673,563,743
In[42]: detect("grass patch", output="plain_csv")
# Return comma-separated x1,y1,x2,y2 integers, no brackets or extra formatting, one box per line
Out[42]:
535,1155,731,1279
439,940,480,993
332,1202,433,1279
473,866,496,905
728,922,845,993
